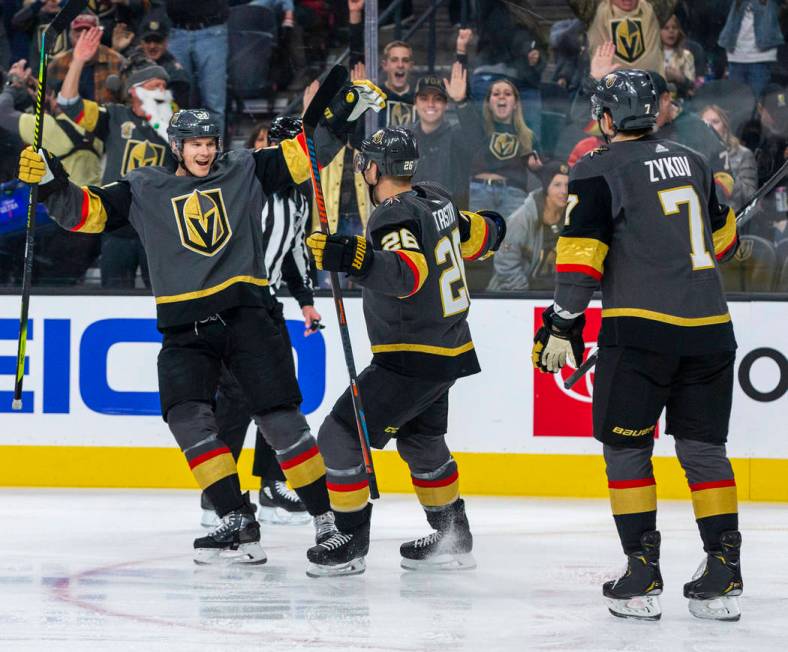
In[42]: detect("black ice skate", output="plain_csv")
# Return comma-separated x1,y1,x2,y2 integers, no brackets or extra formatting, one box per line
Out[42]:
258,480,311,525
306,506,370,578
603,530,663,621
684,530,743,621
400,498,476,571
193,495,267,565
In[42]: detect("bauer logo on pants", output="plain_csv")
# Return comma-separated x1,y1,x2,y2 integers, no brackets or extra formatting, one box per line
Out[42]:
171,188,232,256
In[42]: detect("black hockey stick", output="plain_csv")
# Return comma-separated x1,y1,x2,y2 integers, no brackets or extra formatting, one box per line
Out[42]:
563,162,788,391
13,0,88,410
302,65,380,499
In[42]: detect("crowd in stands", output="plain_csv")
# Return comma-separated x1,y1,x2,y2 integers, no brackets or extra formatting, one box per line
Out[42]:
1,0,788,293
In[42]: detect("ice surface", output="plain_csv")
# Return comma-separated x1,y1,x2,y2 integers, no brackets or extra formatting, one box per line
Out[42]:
0,490,786,651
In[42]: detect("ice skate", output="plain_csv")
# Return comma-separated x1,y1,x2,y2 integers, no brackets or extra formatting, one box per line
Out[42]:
400,499,476,571
684,530,743,621
257,480,311,525
313,510,339,544
193,495,266,565
306,506,370,578
200,492,220,529
603,530,663,621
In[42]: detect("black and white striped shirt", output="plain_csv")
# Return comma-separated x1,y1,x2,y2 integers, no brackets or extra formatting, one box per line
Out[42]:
261,185,314,306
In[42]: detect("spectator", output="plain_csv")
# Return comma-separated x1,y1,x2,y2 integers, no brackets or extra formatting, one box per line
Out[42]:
0,59,102,284
11,0,70,71
57,26,177,288
47,11,125,103
410,67,474,209
348,0,415,128
719,0,785,100
130,15,191,109
460,77,541,220
570,0,677,76
488,162,570,292
468,1,546,142
661,13,695,97
87,0,150,48
165,0,228,133
245,121,271,150
740,83,788,186
701,104,757,211
550,18,587,92
674,0,727,79
652,72,736,202
250,0,308,90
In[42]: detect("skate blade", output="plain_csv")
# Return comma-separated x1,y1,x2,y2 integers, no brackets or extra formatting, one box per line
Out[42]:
200,509,220,529
194,542,268,566
400,552,477,572
306,557,366,578
688,595,741,621
258,505,312,526
605,595,662,621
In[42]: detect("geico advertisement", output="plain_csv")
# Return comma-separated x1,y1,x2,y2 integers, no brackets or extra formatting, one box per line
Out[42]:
0,297,785,458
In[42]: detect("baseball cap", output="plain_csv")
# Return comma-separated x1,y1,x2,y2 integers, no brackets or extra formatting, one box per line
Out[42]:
71,12,99,31
415,76,447,100
140,15,171,41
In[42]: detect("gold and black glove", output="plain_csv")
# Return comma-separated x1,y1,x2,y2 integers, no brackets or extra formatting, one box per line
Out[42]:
322,80,386,136
532,306,586,374
18,146,68,199
306,232,373,276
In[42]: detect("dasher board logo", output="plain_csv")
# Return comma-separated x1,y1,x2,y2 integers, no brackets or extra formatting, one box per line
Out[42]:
489,132,520,160
532,305,660,438
171,189,232,256
386,101,415,127
611,18,645,63
120,139,166,176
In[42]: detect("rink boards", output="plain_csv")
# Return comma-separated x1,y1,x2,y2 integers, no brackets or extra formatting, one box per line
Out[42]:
0,295,786,500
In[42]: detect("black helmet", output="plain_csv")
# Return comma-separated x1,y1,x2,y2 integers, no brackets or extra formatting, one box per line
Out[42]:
355,127,419,177
269,115,303,145
591,69,658,133
167,109,223,157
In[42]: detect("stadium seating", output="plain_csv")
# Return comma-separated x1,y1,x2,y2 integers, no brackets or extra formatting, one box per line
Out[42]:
227,5,278,104
720,235,777,292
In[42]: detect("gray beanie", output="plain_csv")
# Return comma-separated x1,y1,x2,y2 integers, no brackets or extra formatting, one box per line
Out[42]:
124,65,169,94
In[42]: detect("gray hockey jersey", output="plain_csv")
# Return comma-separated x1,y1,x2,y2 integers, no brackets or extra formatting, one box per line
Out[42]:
554,135,738,354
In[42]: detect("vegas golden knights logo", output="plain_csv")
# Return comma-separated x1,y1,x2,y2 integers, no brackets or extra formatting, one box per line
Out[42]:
121,139,166,175
489,132,519,161
611,19,645,63
172,189,232,256
386,101,414,127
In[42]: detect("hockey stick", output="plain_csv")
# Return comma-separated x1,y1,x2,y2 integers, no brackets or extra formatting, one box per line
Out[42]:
563,161,788,391
302,65,380,499
12,0,88,410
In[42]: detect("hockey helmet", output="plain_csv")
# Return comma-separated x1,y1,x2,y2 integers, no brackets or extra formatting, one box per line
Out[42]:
591,69,658,133
167,109,223,157
269,115,303,145
355,127,419,178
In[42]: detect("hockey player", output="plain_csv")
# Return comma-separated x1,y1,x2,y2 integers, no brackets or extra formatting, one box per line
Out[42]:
17,79,386,565
531,69,743,621
203,115,320,529
304,127,505,577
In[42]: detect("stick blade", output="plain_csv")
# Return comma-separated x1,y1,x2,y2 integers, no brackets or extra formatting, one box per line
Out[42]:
45,0,89,42
302,65,350,130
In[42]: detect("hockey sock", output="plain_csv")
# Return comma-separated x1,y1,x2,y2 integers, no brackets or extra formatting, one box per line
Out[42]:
253,428,286,483
410,458,460,509
676,439,738,551
168,401,244,517
604,444,657,554
325,465,370,531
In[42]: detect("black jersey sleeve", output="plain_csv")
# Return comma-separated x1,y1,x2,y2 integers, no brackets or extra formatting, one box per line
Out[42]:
354,202,429,298
553,166,614,316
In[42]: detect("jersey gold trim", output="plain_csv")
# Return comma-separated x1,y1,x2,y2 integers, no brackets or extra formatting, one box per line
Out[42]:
601,308,732,327
371,341,475,356
171,188,233,256
155,275,269,305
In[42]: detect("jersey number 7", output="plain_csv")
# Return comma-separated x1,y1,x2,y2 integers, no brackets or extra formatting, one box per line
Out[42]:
658,186,714,271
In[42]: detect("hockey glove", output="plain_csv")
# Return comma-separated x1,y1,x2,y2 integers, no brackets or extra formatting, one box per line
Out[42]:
18,146,69,199
532,305,586,374
306,232,373,276
323,80,387,135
